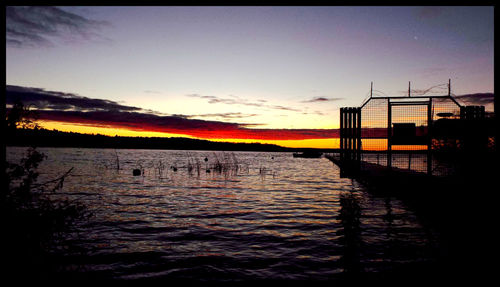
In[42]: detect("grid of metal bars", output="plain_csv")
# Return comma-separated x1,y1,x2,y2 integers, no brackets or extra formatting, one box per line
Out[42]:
358,94,463,176
361,98,388,150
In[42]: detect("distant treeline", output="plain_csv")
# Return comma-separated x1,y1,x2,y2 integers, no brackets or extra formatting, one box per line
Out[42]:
6,128,336,153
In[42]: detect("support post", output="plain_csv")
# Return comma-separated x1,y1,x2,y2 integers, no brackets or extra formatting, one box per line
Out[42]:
357,107,362,163
340,108,344,162
339,107,362,176
352,108,356,162
387,100,392,170
348,108,352,161
448,79,451,96
427,98,433,175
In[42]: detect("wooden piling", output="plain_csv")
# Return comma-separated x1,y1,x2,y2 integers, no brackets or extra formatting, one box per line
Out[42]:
427,98,433,175
339,107,362,176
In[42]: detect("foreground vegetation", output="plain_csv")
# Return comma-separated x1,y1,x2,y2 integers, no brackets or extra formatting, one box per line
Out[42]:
3,102,89,280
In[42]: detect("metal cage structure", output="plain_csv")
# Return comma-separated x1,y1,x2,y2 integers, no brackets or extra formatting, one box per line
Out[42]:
338,81,488,177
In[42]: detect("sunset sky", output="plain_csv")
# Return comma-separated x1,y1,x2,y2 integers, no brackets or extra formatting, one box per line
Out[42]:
6,6,494,148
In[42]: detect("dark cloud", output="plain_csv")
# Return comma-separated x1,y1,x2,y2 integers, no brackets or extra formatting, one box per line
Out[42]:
454,93,494,107
271,105,301,112
35,109,248,132
6,6,110,47
6,85,141,112
390,91,494,111
301,97,343,103
33,110,338,140
7,85,339,141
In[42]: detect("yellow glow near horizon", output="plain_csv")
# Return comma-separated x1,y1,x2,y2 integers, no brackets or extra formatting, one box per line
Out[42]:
39,121,194,138
38,120,339,149
209,138,340,149
37,121,429,150
360,139,428,151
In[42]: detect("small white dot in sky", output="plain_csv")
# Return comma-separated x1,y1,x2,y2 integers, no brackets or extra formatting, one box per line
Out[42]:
414,36,418,40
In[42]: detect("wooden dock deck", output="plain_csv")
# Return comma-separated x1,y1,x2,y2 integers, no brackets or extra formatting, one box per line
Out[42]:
325,152,463,204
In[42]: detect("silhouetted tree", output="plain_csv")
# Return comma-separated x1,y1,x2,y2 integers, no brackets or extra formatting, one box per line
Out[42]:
3,102,88,281
5,100,39,133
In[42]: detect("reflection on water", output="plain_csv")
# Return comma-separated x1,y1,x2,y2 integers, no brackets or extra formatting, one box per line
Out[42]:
338,190,362,276
6,147,441,281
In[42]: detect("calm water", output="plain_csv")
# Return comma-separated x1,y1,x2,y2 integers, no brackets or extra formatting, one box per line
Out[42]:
7,147,441,281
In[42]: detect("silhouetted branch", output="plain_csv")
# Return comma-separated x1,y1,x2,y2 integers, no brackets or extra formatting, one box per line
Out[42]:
32,167,74,192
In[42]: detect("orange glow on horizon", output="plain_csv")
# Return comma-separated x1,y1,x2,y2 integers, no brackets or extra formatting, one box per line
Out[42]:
39,121,196,139
38,120,340,149
38,121,427,151
360,139,428,151
209,138,340,149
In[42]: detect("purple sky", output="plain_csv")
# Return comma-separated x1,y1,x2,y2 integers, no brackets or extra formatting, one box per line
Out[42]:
6,6,494,131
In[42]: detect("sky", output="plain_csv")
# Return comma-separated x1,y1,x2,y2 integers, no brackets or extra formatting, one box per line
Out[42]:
6,6,495,148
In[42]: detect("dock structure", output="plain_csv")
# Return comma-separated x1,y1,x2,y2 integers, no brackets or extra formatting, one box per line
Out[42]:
328,81,497,285
339,107,361,177
329,80,492,179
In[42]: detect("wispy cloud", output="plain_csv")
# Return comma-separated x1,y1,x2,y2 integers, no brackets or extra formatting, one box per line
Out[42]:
185,112,260,120
6,6,111,48
187,94,302,112
454,93,494,108
143,90,161,94
301,97,343,103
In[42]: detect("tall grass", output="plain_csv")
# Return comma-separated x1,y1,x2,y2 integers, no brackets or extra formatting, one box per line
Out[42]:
187,152,201,177
207,152,247,177
258,165,277,179
183,152,250,178
154,159,167,179
114,149,120,171
97,151,254,180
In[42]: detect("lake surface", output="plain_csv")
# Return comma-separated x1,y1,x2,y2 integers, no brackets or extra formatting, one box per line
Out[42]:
6,147,442,281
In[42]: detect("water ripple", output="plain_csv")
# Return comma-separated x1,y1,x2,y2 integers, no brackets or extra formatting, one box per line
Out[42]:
6,147,442,281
